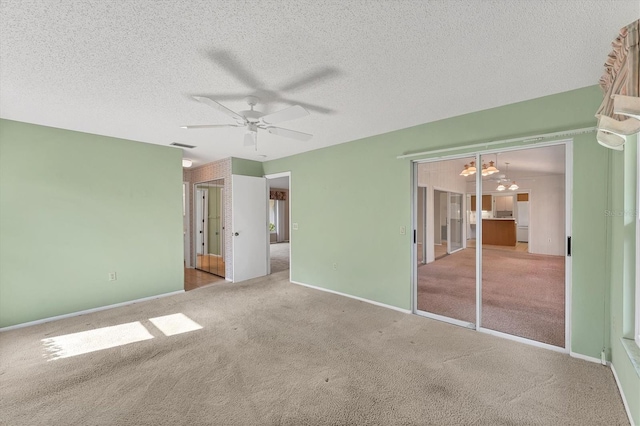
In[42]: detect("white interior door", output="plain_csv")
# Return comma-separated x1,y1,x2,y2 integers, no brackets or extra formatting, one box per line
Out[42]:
232,175,268,282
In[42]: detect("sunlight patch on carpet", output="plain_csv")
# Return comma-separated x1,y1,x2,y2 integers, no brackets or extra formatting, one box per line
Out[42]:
148,313,202,336
42,321,154,360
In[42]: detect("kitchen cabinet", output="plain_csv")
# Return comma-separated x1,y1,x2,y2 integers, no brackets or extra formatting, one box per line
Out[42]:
495,195,514,212
482,219,517,246
470,195,492,211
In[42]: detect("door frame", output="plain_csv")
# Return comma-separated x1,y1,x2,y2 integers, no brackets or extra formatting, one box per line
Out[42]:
183,182,191,268
411,139,573,354
265,171,292,282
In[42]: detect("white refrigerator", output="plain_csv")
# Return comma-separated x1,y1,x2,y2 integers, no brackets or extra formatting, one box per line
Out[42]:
516,201,529,242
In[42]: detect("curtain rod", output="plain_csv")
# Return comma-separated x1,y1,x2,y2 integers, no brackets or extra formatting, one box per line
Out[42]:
396,126,597,160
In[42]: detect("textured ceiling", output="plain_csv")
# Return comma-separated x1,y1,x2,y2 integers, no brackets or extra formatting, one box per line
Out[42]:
1,1,637,166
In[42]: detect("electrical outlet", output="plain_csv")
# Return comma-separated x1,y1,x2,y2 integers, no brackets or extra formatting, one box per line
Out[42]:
108,272,117,281
400,226,406,235
292,223,299,230
332,263,337,270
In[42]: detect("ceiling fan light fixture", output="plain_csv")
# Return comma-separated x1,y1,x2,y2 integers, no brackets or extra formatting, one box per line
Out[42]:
486,161,499,175
496,183,506,191
182,159,193,168
481,163,491,176
509,182,519,190
459,164,470,176
467,161,477,175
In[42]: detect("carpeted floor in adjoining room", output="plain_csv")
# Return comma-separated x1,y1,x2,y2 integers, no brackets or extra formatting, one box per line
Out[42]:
0,271,626,425
270,242,290,273
418,247,565,347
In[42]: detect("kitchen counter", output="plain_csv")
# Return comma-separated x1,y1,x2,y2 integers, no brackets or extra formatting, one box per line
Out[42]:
482,219,517,246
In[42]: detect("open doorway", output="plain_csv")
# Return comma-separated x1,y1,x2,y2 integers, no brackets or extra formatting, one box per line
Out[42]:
266,173,291,275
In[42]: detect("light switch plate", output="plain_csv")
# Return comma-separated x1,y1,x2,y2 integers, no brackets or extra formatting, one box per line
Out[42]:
400,226,406,235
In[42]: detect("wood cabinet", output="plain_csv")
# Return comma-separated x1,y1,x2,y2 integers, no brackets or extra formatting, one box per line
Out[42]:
482,219,517,246
517,193,529,201
470,195,492,211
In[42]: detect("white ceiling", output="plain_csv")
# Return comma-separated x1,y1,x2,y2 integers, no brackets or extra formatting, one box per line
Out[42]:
1,1,637,166
267,176,290,190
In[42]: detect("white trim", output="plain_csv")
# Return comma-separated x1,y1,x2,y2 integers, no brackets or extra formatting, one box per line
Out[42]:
264,171,292,180
183,181,191,267
0,290,185,332
398,127,596,159
611,362,636,426
411,163,418,313
569,351,603,364
477,327,567,353
476,152,483,328
411,140,572,352
291,280,412,314
565,141,573,353
636,134,640,347
265,171,292,283
416,309,475,329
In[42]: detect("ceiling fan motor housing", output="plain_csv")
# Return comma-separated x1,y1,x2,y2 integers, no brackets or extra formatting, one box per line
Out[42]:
239,110,264,123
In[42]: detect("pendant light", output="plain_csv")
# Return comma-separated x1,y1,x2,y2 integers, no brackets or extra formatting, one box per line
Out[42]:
460,160,477,176
497,162,517,191
467,161,477,175
486,160,499,175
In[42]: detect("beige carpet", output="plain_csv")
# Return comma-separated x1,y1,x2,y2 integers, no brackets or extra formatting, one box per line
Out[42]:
418,248,565,347
0,272,627,425
270,242,290,273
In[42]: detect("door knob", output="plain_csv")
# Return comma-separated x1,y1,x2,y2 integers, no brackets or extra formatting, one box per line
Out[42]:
234,232,239,236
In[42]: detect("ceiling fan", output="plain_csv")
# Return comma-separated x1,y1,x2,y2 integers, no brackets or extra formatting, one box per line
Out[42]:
181,96,312,149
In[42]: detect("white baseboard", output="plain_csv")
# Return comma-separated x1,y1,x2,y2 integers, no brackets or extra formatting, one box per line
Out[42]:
290,280,411,314
610,362,636,426
569,351,603,364
0,290,185,332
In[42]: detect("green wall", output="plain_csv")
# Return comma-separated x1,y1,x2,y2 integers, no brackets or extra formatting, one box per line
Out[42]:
0,119,184,327
232,157,264,177
263,85,605,352
608,134,639,423
263,85,639,419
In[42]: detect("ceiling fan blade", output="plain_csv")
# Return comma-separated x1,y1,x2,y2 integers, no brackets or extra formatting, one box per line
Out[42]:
192,96,245,122
277,66,341,92
279,98,336,114
244,132,257,147
266,126,312,141
261,105,309,125
208,50,263,89
180,124,242,129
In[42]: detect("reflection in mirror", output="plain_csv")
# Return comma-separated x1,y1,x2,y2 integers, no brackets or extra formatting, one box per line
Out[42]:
416,158,476,325
195,179,225,277
479,147,565,347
